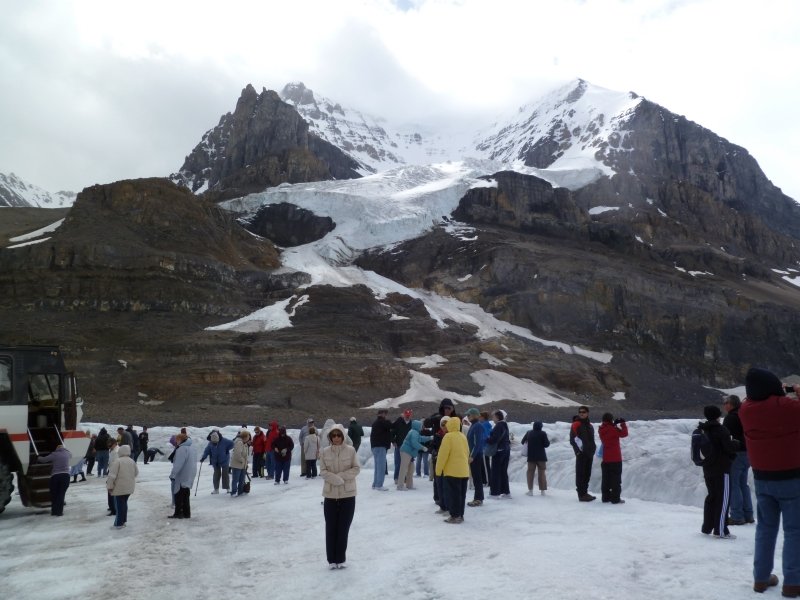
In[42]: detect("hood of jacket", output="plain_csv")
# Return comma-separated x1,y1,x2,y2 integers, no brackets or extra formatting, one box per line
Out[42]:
445,417,460,433
533,421,543,431
746,367,785,401
410,420,423,433
118,445,131,458
327,424,347,442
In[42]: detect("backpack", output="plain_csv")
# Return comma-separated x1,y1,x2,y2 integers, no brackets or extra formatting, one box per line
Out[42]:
691,427,714,466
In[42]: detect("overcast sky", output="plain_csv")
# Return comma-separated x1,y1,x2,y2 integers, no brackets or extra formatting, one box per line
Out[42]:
1,0,798,200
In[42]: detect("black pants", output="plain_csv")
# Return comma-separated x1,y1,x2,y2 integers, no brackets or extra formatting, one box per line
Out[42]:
601,461,622,502
444,476,469,518
85,456,96,474
252,452,265,477
141,445,149,463
575,452,594,496
324,497,355,565
489,451,510,496
305,459,318,477
174,486,191,518
702,472,730,536
470,458,484,502
50,473,70,516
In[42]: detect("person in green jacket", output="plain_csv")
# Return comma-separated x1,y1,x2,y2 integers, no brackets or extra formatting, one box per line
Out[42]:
347,417,364,451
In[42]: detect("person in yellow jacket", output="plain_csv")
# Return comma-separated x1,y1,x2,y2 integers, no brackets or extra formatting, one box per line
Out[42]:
435,416,470,523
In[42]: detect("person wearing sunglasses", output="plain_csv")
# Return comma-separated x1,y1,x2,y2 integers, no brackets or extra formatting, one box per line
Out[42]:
320,424,360,570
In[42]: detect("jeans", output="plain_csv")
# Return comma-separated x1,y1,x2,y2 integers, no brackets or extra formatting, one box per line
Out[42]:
113,494,130,527
324,497,356,565
231,468,246,495
275,460,290,483
753,478,800,586
729,452,754,521
416,451,429,476
95,450,109,477
372,447,387,488
266,452,276,478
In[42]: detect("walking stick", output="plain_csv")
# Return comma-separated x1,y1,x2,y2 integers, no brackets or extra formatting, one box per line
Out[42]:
194,461,203,496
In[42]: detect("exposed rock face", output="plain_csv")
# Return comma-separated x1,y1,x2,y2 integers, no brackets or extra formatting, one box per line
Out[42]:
171,85,362,199
358,170,800,403
0,178,280,314
243,202,335,247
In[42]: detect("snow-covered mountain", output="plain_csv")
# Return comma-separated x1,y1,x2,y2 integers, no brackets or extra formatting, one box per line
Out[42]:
0,172,75,208
279,82,468,175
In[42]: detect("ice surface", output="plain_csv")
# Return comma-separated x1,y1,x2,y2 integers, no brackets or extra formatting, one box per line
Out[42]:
2,418,771,600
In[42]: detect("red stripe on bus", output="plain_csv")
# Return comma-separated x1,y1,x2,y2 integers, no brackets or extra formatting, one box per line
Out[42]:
9,433,28,442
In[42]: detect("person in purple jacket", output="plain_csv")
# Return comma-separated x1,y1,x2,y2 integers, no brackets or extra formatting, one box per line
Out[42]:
37,444,73,516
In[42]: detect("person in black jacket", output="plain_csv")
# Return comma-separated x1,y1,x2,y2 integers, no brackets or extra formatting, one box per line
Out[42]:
569,407,597,502
426,399,456,507
700,405,739,538
723,395,754,525
522,421,550,495
370,410,393,490
95,428,111,477
139,426,150,464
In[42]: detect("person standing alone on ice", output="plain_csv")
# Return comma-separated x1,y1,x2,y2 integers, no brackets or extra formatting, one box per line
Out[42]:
320,424,360,569
570,406,596,502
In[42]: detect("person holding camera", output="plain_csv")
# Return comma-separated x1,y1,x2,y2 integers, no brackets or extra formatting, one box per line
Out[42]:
598,413,628,504
740,368,800,596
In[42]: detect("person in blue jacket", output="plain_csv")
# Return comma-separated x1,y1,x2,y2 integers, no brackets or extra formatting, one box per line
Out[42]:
201,430,234,494
466,408,487,507
397,420,431,491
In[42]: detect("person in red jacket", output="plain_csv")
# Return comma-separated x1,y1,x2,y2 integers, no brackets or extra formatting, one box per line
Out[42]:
251,426,268,478
739,367,800,596
598,413,628,504
264,421,280,480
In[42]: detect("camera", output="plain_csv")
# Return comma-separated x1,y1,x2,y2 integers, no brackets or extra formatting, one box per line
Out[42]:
785,385,796,394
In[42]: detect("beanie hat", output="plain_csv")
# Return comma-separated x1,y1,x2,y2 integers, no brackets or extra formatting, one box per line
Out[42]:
350,417,356,422
745,367,784,401
465,408,480,417
210,432,220,443
403,409,413,418
439,398,455,411
440,416,451,426
704,405,722,421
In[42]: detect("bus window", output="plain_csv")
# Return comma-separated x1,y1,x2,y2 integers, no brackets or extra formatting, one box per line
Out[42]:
0,358,10,403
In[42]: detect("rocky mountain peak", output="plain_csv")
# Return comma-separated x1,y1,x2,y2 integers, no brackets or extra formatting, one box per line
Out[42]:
0,171,75,208
280,81,316,106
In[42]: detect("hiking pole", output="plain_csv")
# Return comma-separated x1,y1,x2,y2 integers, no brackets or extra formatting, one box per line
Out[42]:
194,461,204,496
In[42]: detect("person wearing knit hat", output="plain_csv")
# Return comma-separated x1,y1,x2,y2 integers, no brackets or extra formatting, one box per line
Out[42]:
698,405,739,539
740,368,800,595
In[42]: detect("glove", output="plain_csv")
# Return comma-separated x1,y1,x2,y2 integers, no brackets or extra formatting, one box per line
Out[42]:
420,447,428,452
330,475,344,486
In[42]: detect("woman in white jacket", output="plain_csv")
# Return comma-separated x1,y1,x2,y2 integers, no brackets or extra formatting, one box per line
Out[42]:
303,426,320,479
107,445,138,529
319,424,360,569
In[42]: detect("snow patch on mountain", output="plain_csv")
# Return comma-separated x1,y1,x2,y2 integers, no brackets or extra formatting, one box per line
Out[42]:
213,161,612,368
474,78,642,178
0,172,75,208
